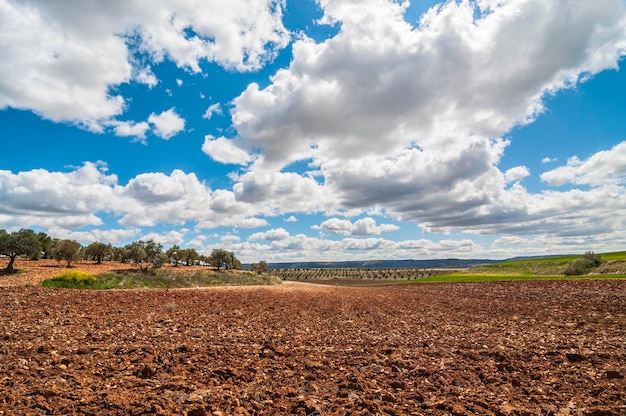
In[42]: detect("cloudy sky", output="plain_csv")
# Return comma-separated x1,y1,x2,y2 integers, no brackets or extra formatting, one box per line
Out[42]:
1,0,626,263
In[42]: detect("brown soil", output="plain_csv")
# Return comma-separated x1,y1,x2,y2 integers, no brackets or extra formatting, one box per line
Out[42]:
0,262,625,415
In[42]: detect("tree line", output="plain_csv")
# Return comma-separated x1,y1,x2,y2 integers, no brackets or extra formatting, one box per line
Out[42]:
0,228,241,274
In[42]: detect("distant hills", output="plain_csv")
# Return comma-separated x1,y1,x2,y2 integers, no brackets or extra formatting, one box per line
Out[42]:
262,258,500,270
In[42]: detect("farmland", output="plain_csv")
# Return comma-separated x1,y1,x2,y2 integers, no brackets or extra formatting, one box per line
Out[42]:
0,257,625,415
269,267,461,283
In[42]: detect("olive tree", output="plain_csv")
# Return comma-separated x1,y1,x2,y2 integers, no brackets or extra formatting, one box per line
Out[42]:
125,240,165,272
180,248,199,266
53,239,82,268
166,245,182,266
0,229,42,273
37,232,54,259
209,249,241,271
250,260,269,274
84,242,113,264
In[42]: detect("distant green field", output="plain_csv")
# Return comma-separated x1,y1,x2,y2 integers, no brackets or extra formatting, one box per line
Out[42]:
466,251,626,276
401,273,626,284
598,251,626,261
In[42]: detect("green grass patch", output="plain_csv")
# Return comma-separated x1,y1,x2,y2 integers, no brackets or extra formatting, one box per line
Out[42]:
398,273,626,284
40,269,282,290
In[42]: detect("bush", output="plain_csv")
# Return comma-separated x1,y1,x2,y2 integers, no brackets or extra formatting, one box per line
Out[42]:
49,270,97,285
564,252,602,276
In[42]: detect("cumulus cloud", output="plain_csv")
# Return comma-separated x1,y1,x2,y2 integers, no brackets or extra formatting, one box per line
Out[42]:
249,228,290,241
493,236,532,246
218,0,626,244
225,230,492,263
0,163,271,235
134,66,158,88
229,0,626,169
504,166,530,184
203,103,223,120
141,230,187,246
0,0,289,128
110,120,151,139
313,217,399,235
202,136,254,165
49,228,141,245
148,108,186,139
0,162,121,230
232,170,331,213
541,141,626,186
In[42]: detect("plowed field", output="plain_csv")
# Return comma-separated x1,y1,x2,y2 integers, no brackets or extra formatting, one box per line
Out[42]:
0,263,625,415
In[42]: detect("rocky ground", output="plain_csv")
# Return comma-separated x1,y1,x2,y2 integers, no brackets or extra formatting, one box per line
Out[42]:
0,263,624,415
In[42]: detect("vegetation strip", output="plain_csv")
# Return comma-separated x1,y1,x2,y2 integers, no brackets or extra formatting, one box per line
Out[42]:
40,269,281,290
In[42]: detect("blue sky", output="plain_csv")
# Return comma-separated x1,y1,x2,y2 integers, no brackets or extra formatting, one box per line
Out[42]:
2,0,626,262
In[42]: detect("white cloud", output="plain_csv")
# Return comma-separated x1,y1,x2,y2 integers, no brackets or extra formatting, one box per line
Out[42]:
220,235,240,244
352,217,399,235
312,217,399,235
0,0,289,128
110,120,151,139
504,166,530,184
232,170,331,213
249,228,290,241
202,103,223,120
541,141,626,186
0,162,122,230
542,157,556,164
218,0,626,245
50,228,141,245
312,218,353,235
141,230,187,246
0,163,272,236
202,135,254,165
284,216,298,222
176,79,183,86
148,108,186,139
134,66,158,88
493,236,532,246
229,0,626,169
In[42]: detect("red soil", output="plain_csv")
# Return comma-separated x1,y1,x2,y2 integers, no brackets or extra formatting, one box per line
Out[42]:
0,261,624,415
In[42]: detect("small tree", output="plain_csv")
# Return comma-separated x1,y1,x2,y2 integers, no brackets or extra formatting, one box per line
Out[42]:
112,246,129,263
209,248,238,271
166,245,182,266
180,248,199,266
0,229,42,273
125,240,164,272
37,232,53,259
84,242,113,264
53,239,82,268
251,260,269,274
125,241,148,270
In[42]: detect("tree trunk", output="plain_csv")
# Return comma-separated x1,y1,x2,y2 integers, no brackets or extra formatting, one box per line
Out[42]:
4,254,17,272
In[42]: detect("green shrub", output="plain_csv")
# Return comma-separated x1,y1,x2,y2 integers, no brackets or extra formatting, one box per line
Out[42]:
48,270,97,285
564,252,602,276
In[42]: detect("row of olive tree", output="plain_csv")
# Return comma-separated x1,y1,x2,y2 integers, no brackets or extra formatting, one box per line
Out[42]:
0,228,242,274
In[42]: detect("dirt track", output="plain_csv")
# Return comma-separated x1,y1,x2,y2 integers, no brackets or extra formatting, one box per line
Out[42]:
1,271,625,415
